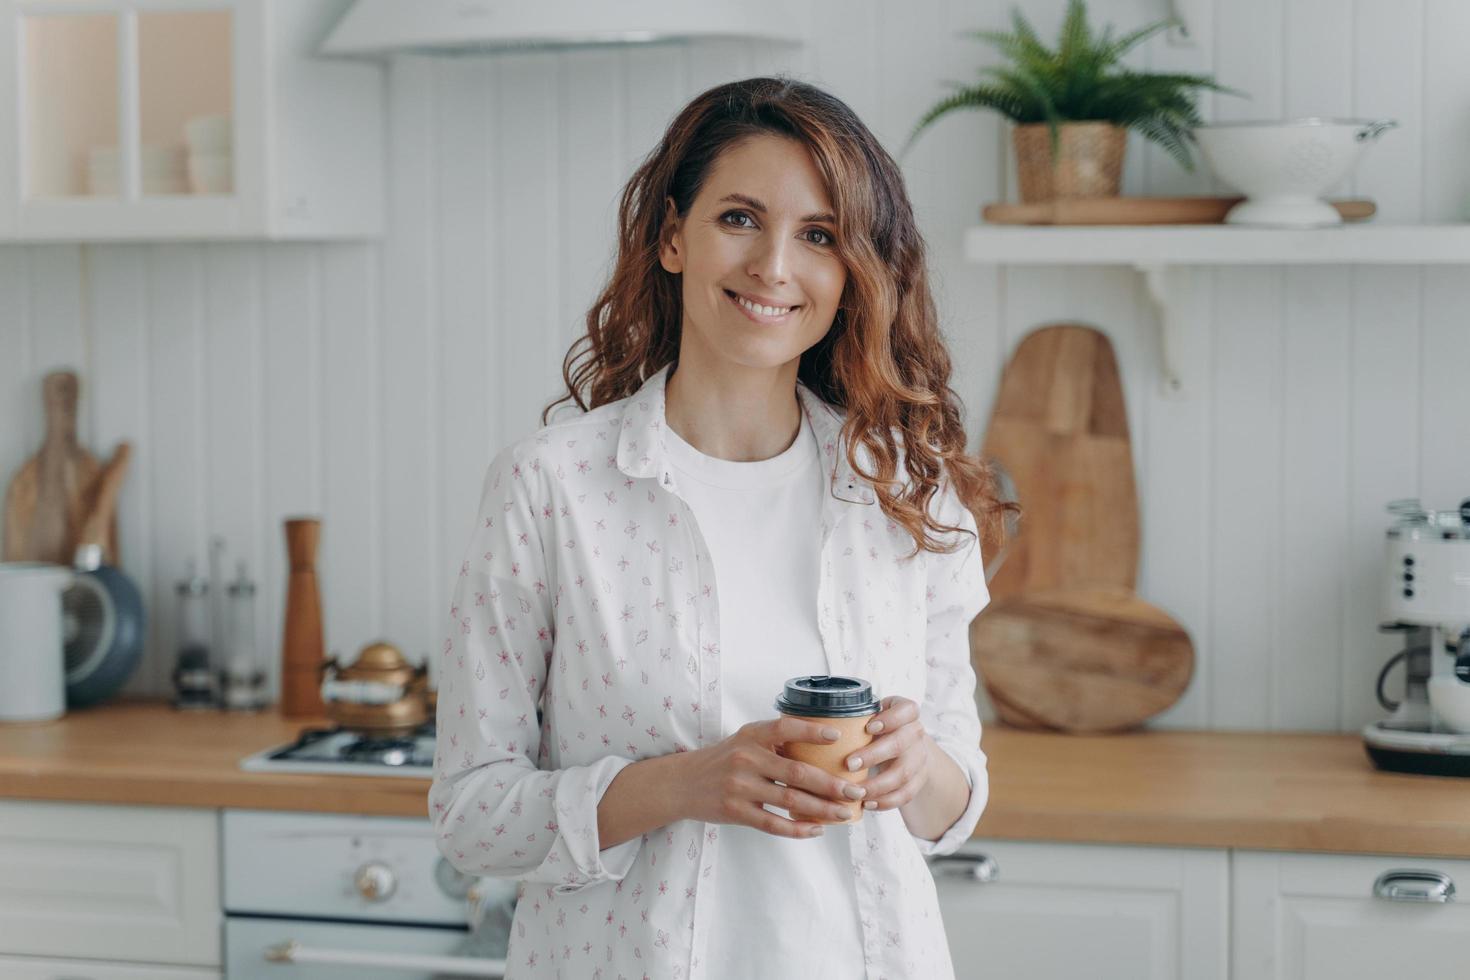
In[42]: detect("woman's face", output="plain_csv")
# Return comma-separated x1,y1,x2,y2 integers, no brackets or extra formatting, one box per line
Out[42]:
659,134,847,374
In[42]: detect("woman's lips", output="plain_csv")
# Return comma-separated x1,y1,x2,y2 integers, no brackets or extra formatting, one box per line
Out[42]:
725,289,799,324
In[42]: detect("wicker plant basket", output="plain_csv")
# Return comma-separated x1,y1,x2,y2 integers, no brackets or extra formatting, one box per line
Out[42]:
1012,121,1127,202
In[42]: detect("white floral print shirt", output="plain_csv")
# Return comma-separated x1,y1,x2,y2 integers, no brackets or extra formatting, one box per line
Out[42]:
430,362,990,979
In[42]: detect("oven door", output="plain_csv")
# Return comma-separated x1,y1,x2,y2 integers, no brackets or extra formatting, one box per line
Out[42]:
226,917,506,979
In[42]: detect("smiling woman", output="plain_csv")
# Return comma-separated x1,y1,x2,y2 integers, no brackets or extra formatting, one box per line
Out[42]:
550,76,1014,554
657,134,848,398
430,75,1019,980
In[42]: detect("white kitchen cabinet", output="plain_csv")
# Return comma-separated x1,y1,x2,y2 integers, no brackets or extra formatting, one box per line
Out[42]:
0,955,220,979
0,800,221,967
0,0,382,241
930,838,1229,980
1232,849,1470,979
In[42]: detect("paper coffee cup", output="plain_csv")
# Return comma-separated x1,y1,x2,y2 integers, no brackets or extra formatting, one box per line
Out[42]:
774,675,879,825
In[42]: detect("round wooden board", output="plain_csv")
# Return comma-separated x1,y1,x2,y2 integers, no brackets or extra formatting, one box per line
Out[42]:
970,586,1194,734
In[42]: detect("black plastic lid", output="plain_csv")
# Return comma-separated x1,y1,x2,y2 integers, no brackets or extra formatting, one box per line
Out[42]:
774,675,879,718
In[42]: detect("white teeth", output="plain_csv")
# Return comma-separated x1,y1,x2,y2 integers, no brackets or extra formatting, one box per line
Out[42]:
733,292,792,317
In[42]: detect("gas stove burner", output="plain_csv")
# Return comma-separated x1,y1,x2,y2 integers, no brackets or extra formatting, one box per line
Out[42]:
239,723,438,777
343,734,419,766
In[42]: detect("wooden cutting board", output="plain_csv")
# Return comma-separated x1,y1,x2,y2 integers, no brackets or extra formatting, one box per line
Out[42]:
76,441,131,565
970,586,1194,733
980,324,1138,601
2,370,112,564
981,196,1377,225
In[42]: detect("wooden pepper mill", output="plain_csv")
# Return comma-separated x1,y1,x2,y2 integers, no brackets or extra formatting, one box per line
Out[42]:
280,517,326,718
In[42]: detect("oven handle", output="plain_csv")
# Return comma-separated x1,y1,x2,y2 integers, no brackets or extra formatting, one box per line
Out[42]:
265,940,507,977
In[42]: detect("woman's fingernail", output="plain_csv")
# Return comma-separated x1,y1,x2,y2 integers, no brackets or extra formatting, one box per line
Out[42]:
808,825,825,836
847,757,862,771
843,784,866,800
867,720,883,734
822,727,840,740
864,801,877,810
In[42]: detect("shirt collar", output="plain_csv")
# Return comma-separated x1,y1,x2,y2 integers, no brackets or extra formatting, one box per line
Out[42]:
615,362,875,506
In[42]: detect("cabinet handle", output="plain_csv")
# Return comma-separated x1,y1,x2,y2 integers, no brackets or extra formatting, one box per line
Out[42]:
264,940,506,976
927,852,1000,883
1372,869,1456,903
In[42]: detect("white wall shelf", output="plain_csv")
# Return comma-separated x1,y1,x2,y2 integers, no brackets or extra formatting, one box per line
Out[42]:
963,223,1470,266
963,223,1470,397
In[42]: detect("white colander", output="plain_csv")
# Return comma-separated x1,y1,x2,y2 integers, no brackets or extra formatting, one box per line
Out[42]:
1193,118,1397,227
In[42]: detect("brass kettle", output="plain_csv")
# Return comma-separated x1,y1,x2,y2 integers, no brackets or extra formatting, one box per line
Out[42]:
320,641,428,735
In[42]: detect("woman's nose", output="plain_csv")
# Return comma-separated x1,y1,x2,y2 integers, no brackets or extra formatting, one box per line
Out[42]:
746,233,790,285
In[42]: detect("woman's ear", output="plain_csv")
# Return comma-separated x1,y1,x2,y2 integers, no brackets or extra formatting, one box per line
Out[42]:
658,196,683,274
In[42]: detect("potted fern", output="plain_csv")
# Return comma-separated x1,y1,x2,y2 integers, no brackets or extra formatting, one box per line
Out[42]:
902,0,1244,202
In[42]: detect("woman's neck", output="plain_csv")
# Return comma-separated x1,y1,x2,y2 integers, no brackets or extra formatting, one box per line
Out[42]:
664,357,803,463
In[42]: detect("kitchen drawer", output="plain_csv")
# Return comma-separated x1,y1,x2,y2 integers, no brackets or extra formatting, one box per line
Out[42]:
0,954,221,979
226,916,500,979
0,801,220,965
931,838,1229,980
1232,849,1470,979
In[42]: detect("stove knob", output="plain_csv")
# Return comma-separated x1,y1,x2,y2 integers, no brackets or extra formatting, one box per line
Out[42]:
355,862,397,901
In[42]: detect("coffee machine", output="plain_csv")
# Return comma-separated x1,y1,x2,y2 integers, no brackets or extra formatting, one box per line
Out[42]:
1362,498,1470,776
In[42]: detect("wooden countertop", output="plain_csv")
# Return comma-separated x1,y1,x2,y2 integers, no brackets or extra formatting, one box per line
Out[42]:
1,698,1468,858
980,726,1470,860
0,698,431,817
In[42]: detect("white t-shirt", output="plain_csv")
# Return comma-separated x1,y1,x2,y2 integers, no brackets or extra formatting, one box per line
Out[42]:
663,407,867,978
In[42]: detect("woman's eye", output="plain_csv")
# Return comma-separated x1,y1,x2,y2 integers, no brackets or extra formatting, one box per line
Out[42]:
722,210,834,246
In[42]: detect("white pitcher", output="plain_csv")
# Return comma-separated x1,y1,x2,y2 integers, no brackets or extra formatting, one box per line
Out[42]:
0,561,76,722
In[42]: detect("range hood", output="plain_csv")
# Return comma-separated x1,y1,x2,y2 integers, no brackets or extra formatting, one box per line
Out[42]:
320,0,808,57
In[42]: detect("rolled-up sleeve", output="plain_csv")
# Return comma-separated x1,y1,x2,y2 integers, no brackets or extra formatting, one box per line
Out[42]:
429,443,642,893
911,476,990,857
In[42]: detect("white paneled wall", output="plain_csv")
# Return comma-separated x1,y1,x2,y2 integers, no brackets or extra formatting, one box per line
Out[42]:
2,0,1469,732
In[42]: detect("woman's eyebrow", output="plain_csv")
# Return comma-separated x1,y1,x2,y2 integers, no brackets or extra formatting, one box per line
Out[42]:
717,192,835,225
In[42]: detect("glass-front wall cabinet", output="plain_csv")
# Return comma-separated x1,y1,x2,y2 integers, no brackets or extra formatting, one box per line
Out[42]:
9,0,242,237
0,0,385,240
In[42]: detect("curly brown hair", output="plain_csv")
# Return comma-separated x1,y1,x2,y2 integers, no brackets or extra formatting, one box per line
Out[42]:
542,74,1016,561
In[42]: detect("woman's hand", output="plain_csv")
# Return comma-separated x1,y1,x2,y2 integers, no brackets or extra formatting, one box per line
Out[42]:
845,696,933,813
675,717,869,838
